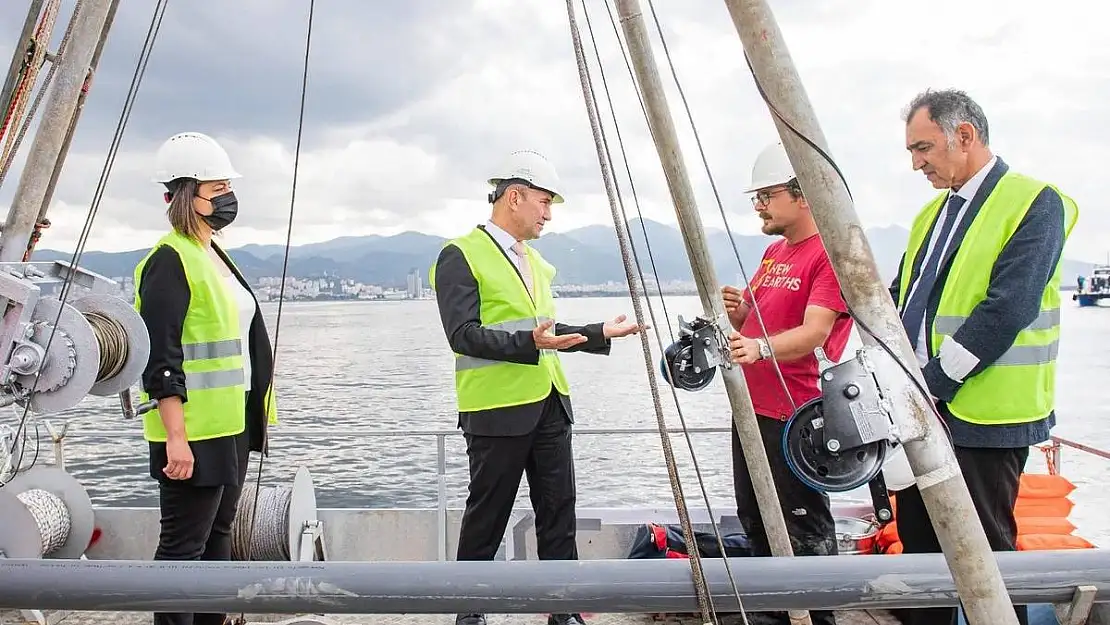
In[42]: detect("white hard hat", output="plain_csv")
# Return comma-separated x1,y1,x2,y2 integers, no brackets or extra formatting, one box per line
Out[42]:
745,141,796,193
152,131,242,183
488,149,564,204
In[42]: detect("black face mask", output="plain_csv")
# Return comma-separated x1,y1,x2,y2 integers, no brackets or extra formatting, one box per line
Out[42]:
196,191,238,231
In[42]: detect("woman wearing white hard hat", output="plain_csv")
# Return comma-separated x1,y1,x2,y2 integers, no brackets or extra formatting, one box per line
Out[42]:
134,131,278,625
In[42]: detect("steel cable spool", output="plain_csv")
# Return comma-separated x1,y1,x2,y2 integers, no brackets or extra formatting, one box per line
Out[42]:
233,482,293,560
83,310,129,383
231,466,318,562
0,465,94,559
10,292,150,415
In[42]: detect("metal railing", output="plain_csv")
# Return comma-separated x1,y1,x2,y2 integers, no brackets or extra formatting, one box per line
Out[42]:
46,424,740,562
30,423,1110,561
62,423,1110,472
44,423,1110,506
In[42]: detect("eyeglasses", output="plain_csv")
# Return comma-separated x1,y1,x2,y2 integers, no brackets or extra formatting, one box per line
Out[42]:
750,188,790,207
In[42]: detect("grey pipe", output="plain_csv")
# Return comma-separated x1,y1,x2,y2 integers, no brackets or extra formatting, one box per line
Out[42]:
0,550,1107,613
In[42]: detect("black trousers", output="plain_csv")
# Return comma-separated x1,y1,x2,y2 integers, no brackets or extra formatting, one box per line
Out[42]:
456,391,578,564
732,416,838,625
892,446,1029,625
153,434,250,625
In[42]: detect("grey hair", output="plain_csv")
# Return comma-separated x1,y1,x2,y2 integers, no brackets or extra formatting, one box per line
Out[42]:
902,89,990,147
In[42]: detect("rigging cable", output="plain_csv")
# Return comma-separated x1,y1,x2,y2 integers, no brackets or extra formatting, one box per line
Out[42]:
576,0,761,622
566,4,721,622
239,0,314,578
0,0,63,188
3,0,170,486
565,4,716,622
570,7,677,347
639,0,798,417
648,0,950,439
633,0,955,578
732,49,953,434
634,0,954,447
597,0,800,503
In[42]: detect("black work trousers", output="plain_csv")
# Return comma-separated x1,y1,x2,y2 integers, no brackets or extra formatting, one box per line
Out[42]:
732,416,838,625
892,445,1029,625
456,391,578,563
152,434,250,625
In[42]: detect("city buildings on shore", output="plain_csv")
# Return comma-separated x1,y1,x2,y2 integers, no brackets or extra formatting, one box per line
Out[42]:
105,268,702,302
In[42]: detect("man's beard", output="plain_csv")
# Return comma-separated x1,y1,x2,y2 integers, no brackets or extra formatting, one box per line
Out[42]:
761,221,785,236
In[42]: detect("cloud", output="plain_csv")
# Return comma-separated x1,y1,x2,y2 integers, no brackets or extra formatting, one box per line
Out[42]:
0,0,1106,262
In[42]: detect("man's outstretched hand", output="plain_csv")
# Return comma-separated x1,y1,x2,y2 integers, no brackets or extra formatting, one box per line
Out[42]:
533,319,588,350
603,314,648,339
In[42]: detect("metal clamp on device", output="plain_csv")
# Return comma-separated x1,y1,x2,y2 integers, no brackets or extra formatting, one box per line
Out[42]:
118,389,159,420
659,314,731,392
782,345,899,493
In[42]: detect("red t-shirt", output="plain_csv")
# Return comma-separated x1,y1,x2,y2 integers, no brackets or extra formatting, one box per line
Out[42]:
739,233,853,421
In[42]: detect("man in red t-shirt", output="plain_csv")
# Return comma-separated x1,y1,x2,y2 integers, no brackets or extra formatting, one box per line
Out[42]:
720,142,853,625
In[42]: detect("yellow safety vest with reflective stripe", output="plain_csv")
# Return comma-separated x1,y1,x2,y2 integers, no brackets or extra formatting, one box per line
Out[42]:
428,227,571,412
134,230,271,442
897,171,1078,425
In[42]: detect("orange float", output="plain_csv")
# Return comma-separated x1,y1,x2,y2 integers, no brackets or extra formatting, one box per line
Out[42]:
875,473,1094,554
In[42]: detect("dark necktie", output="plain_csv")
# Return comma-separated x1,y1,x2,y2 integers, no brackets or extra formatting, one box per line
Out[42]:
900,194,967,350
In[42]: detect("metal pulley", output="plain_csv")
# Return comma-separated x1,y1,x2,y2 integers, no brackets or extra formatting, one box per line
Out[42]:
782,346,898,493
0,261,150,416
659,314,730,392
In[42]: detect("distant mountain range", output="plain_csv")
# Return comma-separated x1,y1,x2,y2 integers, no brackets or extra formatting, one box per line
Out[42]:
29,218,1096,289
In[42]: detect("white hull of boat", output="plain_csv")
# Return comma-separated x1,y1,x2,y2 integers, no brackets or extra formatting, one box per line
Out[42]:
85,503,879,562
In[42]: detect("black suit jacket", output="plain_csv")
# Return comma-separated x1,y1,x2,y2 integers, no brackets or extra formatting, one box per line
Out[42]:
433,226,612,437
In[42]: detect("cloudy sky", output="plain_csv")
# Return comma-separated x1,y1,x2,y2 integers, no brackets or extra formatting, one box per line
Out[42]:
1,0,1106,263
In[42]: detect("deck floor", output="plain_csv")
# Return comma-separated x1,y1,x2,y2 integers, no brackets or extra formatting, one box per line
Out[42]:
2,610,900,625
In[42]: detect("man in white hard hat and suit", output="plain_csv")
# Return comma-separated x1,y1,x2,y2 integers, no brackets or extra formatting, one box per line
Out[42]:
429,150,644,625
720,142,853,625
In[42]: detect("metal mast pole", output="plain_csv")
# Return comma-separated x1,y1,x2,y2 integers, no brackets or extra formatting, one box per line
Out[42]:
718,1,1020,624
0,0,46,121
0,0,116,261
25,0,122,262
612,2,810,623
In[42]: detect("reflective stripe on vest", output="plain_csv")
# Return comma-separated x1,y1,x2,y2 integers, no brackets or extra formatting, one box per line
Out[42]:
133,230,276,442
932,309,1060,367
429,227,571,412
897,171,1079,425
454,317,558,371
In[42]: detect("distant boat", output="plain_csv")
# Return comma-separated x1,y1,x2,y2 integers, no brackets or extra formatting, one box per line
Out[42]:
1074,263,1110,307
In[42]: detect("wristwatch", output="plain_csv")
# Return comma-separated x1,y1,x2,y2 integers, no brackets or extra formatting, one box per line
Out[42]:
755,338,772,361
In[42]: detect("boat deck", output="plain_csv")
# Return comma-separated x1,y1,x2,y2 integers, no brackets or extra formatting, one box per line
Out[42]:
3,610,901,625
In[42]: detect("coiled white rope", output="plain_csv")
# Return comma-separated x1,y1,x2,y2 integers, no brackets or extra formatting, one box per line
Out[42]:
232,483,291,561
15,487,70,556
